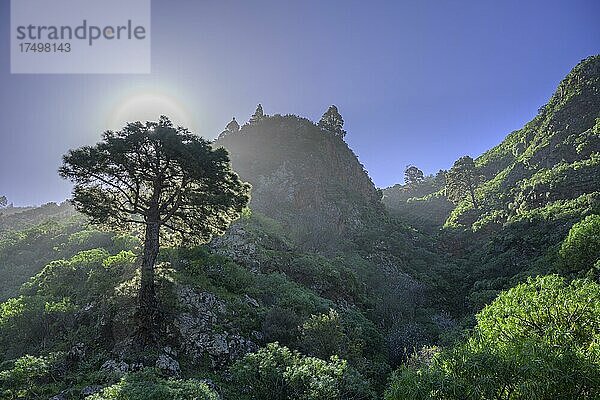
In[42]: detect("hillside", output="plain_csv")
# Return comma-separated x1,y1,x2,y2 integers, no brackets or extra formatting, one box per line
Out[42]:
0,113,454,399
0,203,84,301
382,55,600,311
384,55,600,232
0,57,598,399
455,55,600,229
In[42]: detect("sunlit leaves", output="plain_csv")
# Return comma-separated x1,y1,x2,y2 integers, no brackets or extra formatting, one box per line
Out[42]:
559,214,600,277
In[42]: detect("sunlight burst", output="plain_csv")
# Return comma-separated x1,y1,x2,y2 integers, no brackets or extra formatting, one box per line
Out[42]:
108,91,195,131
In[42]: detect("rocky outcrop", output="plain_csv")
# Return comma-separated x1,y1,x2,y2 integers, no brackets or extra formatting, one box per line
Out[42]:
101,359,132,376
174,286,257,368
49,392,68,400
99,346,181,378
209,223,260,270
80,385,104,397
214,114,384,250
156,351,181,376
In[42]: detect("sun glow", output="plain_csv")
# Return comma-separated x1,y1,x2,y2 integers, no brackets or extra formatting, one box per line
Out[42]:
108,91,196,131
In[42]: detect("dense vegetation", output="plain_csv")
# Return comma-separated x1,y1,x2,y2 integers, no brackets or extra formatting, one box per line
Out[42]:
0,56,599,399
386,275,600,399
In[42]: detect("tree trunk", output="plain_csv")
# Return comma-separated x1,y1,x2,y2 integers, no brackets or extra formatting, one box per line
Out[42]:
137,219,160,344
468,182,478,209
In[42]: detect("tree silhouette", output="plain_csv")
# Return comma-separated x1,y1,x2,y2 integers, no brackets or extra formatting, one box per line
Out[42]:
218,117,241,139
59,116,250,342
226,117,240,133
249,104,265,124
404,165,424,186
318,105,346,138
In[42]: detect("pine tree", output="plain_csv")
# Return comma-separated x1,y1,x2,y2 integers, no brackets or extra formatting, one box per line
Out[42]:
226,117,240,133
249,104,265,124
59,116,250,343
218,117,241,139
318,105,346,138
404,165,425,186
445,156,481,208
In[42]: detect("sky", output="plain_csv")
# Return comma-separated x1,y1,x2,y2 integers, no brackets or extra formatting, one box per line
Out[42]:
0,0,599,206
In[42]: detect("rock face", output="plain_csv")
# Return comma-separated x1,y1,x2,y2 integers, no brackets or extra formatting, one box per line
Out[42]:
101,359,130,376
49,392,68,400
209,223,260,270
174,286,257,368
80,385,104,396
156,352,181,376
215,114,384,250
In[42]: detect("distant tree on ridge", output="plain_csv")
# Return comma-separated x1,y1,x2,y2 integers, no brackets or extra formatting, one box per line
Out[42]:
249,104,266,124
318,105,346,139
404,166,424,186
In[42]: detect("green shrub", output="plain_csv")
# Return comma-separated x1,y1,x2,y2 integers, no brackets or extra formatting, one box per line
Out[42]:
65,230,114,254
22,249,136,303
231,342,376,400
0,296,75,359
0,353,64,399
298,309,389,394
0,248,140,361
0,219,83,301
299,309,346,359
22,249,110,299
87,369,218,400
386,275,600,399
559,214,600,277
386,322,431,366
111,234,142,253
261,307,300,346
254,273,331,317
285,255,364,302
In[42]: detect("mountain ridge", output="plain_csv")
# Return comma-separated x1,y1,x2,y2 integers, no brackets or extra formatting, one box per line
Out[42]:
382,55,600,232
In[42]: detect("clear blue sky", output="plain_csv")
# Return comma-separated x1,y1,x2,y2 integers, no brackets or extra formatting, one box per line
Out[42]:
0,0,598,206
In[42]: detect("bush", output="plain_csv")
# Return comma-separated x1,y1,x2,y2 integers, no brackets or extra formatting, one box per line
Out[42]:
22,249,136,303
0,296,75,359
231,342,376,400
386,275,600,399
64,230,114,254
0,353,64,399
299,309,347,359
1,249,137,360
298,309,389,394
22,249,110,299
0,219,83,301
261,307,300,346
254,273,331,317
559,214,600,277
87,369,218,400
386,322,430,366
